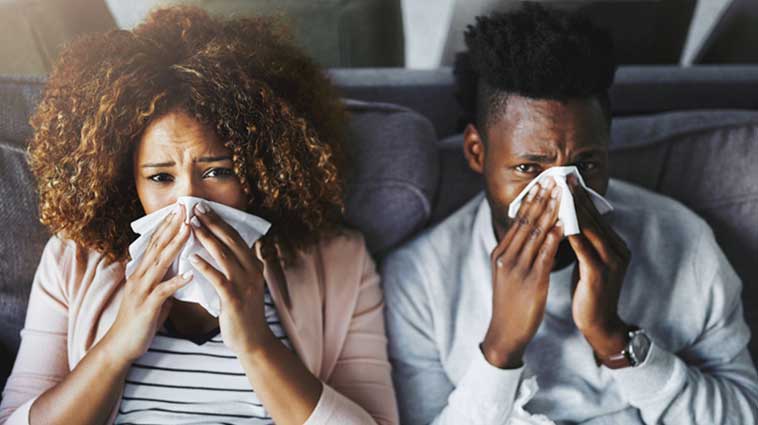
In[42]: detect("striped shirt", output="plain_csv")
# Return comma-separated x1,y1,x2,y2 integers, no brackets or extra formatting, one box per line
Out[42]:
114,286,290,425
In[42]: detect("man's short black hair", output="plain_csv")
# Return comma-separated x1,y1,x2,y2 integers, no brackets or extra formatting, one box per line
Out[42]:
454,2,617,132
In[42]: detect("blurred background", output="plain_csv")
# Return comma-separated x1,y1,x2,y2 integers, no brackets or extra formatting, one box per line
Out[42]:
0,0,756,76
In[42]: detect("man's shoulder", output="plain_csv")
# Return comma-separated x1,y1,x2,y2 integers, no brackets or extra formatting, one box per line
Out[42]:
381,193,484,296
606,179,710,246
384,193,484,267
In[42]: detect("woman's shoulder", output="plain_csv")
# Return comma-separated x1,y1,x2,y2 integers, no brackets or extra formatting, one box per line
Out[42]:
41,234,110,267
312,227,372,269
37,234,123,297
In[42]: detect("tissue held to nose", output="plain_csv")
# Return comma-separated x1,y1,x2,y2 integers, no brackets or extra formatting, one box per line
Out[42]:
125,196,271,317
507,166,613,237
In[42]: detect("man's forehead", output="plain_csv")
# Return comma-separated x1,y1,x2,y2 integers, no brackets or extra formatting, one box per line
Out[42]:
486,95,609,153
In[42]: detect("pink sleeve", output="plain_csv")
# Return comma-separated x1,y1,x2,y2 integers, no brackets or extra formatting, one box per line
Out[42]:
304,243,399,425
0,236,71,425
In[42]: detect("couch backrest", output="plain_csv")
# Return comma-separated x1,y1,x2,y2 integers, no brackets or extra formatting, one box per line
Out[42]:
331,66,758,139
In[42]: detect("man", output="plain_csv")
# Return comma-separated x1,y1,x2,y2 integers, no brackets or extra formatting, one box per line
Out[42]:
381,4,758,424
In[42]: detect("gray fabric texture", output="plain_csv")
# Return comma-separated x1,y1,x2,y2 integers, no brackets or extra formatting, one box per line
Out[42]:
342,100,438,255
330,66,758,138
0,142,50,389
0,77,44,148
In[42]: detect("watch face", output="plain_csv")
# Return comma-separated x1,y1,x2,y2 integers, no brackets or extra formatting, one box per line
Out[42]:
629,330,651,366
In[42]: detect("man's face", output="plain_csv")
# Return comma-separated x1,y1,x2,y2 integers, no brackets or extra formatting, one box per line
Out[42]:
464,95,611,238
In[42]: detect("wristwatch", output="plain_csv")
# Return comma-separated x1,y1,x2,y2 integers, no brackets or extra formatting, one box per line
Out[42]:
599,328,651,369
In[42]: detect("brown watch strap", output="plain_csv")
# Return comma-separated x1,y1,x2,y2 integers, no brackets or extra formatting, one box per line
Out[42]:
599,350,632,369
595,325,640,369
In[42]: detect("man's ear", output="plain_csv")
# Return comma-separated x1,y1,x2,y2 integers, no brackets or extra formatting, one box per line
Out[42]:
463,124,485,174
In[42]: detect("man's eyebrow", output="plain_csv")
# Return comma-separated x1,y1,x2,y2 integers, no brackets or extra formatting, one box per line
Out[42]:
574,148,605,159
515,153,557,163
141,155,232,168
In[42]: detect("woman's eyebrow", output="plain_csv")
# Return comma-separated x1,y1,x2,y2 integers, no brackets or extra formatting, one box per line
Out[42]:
195,155,232,163
141,155,232,168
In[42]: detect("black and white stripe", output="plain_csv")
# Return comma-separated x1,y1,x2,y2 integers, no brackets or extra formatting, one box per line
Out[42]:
114,287,289,425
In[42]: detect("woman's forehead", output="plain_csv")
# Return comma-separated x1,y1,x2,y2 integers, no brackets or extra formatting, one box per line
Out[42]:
137,110,229,158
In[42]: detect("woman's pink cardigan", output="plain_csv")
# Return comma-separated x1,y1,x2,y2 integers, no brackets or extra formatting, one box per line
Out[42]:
0,230,399,424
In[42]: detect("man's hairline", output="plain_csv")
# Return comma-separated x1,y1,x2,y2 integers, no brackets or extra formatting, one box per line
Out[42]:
475,84,613,144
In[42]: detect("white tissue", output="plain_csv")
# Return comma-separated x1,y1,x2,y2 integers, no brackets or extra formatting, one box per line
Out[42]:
125,196,271,317
507,166,613,236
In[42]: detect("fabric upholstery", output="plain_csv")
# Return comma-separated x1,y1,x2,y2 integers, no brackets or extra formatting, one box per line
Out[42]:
342,100,438,256
0,143,50,389
330,66,758,138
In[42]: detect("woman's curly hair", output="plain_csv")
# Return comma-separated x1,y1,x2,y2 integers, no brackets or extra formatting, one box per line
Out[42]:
28,6,347,263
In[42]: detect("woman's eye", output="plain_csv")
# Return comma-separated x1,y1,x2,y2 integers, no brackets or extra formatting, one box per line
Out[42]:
203,167,234,178
148,173,173,183
515,164,540,174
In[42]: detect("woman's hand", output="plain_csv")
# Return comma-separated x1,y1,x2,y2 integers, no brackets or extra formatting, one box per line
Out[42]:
102,204,194,365
188,202,276,355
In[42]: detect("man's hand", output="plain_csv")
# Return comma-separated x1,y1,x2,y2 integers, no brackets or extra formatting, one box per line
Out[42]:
567,174,633,358
482,177,564,369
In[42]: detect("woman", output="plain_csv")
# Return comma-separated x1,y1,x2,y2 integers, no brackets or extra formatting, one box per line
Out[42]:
0,7,398,425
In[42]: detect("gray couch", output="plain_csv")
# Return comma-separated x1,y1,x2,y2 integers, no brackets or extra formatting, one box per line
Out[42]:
1,66,757,393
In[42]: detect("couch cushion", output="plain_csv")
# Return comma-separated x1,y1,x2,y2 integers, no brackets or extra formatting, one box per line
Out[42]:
433,109,758,362
342,99,438,256
0,77,44,149
0,142,50,389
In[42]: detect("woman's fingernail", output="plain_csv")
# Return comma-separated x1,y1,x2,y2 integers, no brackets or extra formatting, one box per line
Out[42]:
190,216,201,228
190,254,200,263
195,202,208,215
527,184,540,201
181,271,193,280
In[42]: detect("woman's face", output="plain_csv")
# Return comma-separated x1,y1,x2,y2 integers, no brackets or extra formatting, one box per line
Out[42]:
134,109,248,215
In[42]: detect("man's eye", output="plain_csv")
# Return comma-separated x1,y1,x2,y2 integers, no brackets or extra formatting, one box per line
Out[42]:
148,173,173,183
515,164,539,174
203,167,234,178
577,161,598,172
